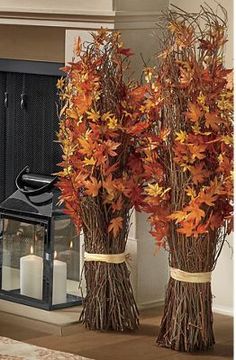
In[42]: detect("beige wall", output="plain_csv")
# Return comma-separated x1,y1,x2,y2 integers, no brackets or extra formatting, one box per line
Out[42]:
0,25,65,62
0,0,113,13
171,0,233,316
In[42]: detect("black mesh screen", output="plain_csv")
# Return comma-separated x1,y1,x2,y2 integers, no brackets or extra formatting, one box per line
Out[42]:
0,72,6,202
1,71,62,200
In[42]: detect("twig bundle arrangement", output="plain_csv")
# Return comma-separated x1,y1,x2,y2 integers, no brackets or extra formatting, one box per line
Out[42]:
140,4,233,352
56,30,147,331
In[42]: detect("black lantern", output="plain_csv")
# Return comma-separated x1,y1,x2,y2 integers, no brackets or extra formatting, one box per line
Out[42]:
0,166,82,310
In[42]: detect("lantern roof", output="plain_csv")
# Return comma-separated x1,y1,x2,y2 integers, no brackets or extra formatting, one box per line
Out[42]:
0,167,64,220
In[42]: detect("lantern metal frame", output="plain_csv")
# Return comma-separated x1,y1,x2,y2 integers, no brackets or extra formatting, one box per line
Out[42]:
0,166,82,310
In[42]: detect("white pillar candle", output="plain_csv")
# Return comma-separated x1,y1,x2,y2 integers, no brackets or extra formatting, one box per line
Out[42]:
52,253,67,305
20,247,43,300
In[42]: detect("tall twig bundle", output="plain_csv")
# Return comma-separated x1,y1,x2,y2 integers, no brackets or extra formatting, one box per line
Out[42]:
140,4,233,351
56,30,147,331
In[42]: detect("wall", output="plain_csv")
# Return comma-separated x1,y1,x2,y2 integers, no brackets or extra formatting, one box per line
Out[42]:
0,25,65,62
170,0,233,316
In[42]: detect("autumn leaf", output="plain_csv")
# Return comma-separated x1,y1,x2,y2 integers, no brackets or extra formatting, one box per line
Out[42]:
83,157,96,166
103,174,115,195
84,177,101,197
185,102,202,122
56,77,65,90
188,144,207,161
66,108,79,119
185,186,196,199
128,154,143,175
205,112,220,130
112,196,123,212
104,140,120,157
86,109,100,122
175,130,187,143
209,213,223,230
74,36,82,56
189,163,210,184
221,135,233,145
177,220,195,237
126,121,150,135
108,216,123,237
145,183,170,197
117,47,134,57
107,116,118,129
73,93,92,115
78,137,95,157
198,191,218,207
184,204,205,224
168,211,187,223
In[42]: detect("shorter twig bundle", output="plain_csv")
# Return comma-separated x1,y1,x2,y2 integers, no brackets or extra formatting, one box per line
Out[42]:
79,198,139,330
57,30,147,331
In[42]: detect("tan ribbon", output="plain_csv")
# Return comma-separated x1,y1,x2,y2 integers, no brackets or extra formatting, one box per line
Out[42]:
170,267,212,283
84,252,127,264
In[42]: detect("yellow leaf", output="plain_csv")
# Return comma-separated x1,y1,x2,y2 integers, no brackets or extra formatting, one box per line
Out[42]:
221,135,233,145
175,130,187,143
185,186,196,199
107,116,118,129
86,109,100,122
168,211,187,223
101,111,113,121
56,78,65,90
83,157,96,166
145,183,170,197
145,183,163,196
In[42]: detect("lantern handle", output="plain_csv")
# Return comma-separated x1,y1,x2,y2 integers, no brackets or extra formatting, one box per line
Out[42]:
15,166,57,195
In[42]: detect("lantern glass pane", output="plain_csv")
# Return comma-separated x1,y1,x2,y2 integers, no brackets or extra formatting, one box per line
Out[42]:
53,217,80,305
1,218,45,300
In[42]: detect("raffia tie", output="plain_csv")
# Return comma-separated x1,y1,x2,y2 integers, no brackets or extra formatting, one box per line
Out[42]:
84,252,130,264
170,267,212,283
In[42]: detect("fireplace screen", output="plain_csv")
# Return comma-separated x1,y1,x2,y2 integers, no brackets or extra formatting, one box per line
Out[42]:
0,60,63,203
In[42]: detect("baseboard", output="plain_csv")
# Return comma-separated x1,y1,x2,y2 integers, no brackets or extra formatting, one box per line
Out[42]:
213,304,233,317
138,299,233,316
137,298,164,310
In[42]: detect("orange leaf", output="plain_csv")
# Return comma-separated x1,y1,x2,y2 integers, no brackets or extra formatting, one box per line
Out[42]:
111,196,123,212
188,144,207,161
189,163,210,185
198,191,218,207
177,220,195,237
104,140,120,157
108,216,123,237
184,204,205,225
73,93,92,115
84,177,101,197
103,174,115,194
205,112,220,131
185,102,202,122
78,137,95,157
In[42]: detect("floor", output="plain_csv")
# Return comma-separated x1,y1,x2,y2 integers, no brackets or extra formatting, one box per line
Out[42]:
0,308,233,360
